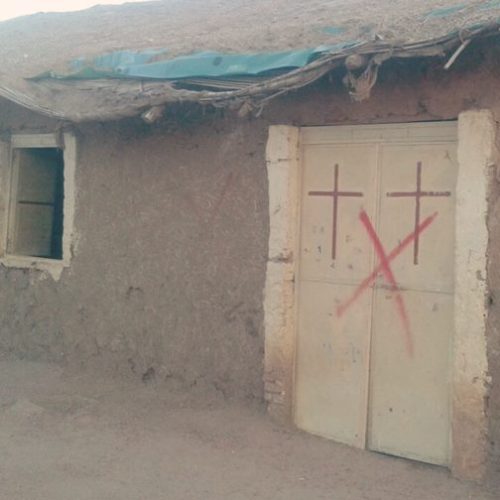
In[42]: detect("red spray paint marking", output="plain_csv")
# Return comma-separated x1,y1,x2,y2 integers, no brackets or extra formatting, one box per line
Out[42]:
359,211,413,356
336,212,437,317
309,164,363,260
387,162,450,265
336,210,438,356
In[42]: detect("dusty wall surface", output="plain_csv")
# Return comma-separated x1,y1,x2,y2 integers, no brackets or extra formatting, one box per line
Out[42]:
0,42,499,481
0,111,270,400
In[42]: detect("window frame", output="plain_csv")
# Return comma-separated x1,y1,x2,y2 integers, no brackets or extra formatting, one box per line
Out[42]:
0,133,77,277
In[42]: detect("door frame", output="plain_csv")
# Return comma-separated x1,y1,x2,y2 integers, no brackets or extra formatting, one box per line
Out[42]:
263,111,496,481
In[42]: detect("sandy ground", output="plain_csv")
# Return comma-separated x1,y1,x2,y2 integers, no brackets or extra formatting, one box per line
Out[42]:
0,360,497,500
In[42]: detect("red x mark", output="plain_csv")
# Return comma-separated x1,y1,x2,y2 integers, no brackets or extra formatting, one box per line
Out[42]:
336,210,438,356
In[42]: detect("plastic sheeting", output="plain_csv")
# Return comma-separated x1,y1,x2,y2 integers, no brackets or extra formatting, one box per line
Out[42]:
33,42,358,81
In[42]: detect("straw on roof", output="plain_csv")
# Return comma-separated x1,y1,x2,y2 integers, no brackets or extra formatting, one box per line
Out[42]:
0,0,499,122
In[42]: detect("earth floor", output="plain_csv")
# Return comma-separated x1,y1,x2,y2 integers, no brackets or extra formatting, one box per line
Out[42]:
0,359,497,500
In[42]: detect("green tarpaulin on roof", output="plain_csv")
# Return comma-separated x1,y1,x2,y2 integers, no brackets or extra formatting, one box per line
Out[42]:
33,42,358,81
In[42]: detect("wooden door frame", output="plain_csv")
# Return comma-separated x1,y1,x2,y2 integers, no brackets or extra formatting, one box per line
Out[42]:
263,111,496,481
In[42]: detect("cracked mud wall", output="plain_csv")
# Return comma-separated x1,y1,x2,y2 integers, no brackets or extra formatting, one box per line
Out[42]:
0,41,499,481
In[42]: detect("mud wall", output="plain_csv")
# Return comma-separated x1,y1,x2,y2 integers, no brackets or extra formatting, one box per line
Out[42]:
0,111,270,400
0,42,499,482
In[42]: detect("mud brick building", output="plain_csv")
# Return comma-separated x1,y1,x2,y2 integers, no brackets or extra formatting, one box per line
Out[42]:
0,0,499,484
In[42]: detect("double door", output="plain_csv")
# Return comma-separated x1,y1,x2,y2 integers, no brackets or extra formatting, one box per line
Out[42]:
295,123,457,465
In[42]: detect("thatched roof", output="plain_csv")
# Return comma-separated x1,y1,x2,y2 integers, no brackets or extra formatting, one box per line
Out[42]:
0,0,499,123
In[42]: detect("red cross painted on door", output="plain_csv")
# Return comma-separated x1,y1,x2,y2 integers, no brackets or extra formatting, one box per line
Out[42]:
296,125,457,466
308,163,363,260
386,161,451,265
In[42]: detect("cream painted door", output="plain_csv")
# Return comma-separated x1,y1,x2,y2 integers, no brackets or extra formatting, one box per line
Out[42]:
295,144,377,448
295,123,457,465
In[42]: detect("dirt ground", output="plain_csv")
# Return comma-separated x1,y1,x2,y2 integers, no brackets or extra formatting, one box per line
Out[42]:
0,359,496,500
